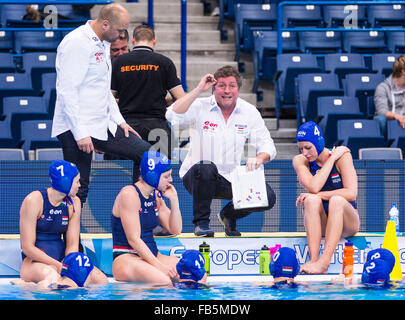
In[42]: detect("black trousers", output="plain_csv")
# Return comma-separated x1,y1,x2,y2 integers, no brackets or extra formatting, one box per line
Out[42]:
57,127,151,207
182,161,277,226
104,118,172,159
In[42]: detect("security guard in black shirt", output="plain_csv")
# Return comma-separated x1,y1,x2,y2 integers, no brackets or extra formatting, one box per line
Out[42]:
111,24,185,159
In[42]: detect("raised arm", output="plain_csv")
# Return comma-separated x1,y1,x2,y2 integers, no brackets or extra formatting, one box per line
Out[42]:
172,74,216,114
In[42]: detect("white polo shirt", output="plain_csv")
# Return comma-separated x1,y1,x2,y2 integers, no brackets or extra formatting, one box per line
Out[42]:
52,21,125,141
166,95,277,181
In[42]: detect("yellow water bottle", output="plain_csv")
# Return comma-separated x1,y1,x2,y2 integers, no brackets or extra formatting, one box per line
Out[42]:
260,245,271,275
199,241,210,275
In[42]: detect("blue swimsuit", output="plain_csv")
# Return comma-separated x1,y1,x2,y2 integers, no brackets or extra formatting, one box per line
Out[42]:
309,155,357,215
112,184,160,259
22,188,70,262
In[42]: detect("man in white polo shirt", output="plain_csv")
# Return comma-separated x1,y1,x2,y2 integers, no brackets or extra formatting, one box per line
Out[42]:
166,65,277,237
52,3,151,207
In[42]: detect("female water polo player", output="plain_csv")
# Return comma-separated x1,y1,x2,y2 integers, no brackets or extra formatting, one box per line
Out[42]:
111,151,182,284
19,160,81,284
293,122,360,274
19,160,107,286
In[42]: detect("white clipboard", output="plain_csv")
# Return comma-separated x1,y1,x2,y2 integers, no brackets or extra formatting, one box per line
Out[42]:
230,165,268,210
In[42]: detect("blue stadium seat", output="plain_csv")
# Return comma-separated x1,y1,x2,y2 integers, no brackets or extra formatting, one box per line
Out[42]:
274,54,321,119
387,120,405,156
41,72,56,117
22,52,56,91
343,73,385,118
20,120,60,159
282,4,323,28
0,148,24,160
0,30,14,53
371,53,400,77
296,73,344,125
323,4,367,28
343,31,386,54
14,30,62,53
317,96,365,147
35,148,63,160
218,0,264,26
386,31,405,53
0,119,18,148
367,4,405,28
0,73,37,114
336,119,386,159
50,4,91,20
298,31,342,54
0,4,26,27
233,3,277,61
0,52,16,73
324,53,369,87
358,147,403,160
251,30,299,93
2,96,49,141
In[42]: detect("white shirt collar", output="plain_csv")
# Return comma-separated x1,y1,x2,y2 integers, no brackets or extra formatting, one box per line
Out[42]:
83,20,106,48
209,95,241,113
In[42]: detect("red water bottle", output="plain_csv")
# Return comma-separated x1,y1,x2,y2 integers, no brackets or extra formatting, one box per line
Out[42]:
342,240,354,278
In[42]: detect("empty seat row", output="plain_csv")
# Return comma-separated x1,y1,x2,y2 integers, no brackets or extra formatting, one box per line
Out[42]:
0,72,56,115
274,53,397,120
234,3,405,60
333,119,405,159
0,30,66,54
0,52,56,91
0,148,106,161
253,45,399,94
231,3,405,29
358,147,402,160
0,4,90,28
0,119,60,159
1,145,402,161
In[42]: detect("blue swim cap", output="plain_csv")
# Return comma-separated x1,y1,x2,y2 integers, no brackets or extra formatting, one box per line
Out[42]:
366,248,395,273
296,121,325,155
49,160,79,195
61,252,94,287
361,258,390,287
140,151,171,188
176,250,206,282
269,247,300,279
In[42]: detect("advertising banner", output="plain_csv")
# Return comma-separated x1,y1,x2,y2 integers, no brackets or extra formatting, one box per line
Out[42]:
1,233,403,277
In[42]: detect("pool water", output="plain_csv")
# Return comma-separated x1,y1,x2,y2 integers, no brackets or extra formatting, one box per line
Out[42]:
2,279,405,300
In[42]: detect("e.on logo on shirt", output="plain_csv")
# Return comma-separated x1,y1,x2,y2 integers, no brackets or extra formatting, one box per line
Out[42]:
202,121,218,132
94,52,104,63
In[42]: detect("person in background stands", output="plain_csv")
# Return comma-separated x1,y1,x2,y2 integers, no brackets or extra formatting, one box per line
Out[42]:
374,55,405,136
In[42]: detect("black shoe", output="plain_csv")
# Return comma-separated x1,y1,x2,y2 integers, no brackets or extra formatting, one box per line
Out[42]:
194,224,215,237
217,210,241,237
